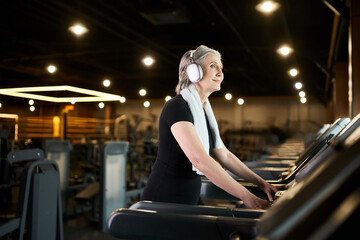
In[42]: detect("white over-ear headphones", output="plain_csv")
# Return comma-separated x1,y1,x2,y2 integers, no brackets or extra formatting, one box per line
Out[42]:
186,51,203,83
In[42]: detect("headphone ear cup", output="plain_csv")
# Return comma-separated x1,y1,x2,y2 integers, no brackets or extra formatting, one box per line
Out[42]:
186,63,203,83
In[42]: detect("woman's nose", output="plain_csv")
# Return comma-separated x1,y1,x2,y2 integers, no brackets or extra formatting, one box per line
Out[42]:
217,68,223,77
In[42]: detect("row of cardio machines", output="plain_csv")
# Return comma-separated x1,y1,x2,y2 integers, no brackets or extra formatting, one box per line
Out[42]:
107,114,360,240
0,139,141,239
45,140,144,231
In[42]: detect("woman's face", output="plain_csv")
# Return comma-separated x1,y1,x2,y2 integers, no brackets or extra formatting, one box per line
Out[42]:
197,53,224,94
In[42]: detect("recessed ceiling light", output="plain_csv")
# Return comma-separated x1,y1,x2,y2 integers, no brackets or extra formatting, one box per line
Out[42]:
98,102,105,109
144,101,150,107
295,82,303,89
237,98,244,105
103,79,111,87
277,45,293,57
225,93,232,100
47,65,57,73
69,23,88,36
143,56,154,66
139,89,147,96
289,68,298,77
120,97,126,103
255,1,280,14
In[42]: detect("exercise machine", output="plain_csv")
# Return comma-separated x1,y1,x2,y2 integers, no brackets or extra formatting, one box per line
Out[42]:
99,141,145,232
201,116,355,201
0,148,63,240
107,121,360,239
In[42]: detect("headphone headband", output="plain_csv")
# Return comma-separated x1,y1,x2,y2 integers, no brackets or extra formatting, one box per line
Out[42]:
189,50,195,64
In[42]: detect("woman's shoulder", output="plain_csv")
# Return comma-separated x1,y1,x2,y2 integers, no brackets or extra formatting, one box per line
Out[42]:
161,94,193,123
164,94,188,109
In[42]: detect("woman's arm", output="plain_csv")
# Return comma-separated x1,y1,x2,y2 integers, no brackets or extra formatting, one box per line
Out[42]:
212,145,278,201
171,121,270,209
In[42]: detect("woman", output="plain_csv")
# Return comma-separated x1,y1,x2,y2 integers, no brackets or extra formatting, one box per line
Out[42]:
141,45,277,209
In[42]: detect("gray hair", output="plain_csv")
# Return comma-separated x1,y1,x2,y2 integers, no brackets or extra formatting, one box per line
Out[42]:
175,45,222,94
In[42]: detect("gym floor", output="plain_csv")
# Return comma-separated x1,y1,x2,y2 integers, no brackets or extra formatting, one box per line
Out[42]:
64,213,118,240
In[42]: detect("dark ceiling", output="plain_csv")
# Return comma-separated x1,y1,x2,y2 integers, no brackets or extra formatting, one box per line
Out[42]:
0,0,347,103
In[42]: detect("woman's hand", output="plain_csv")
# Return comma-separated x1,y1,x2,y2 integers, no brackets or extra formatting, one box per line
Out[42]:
242,194,271,209
259,181,278,202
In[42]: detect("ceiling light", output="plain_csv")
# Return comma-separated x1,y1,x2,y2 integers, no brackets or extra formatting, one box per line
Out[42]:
47,65,57,73
70,98,76,104
120,97,126,103
0,86,122,103
0,103,2,108
237,98,244,105
103,79,111,87
277,45,293,57
0,113,18,119
165,96,172,102
300,97,307,103
98,102,105,109
143,56,154,66
69,23,88,36
289,68,298,77
144,101,150,108
255,1,280,14
299,91,305,98
139,89,147,96
30,106,35,112
295,82,303,89
225,93,232,100
29,99,34,105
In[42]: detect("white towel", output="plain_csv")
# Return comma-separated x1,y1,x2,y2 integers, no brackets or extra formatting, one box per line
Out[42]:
180,84,223,175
